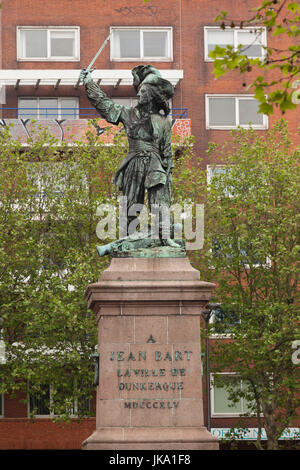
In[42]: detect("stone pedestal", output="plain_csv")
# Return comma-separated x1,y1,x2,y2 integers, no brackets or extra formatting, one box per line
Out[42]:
82,257,219,450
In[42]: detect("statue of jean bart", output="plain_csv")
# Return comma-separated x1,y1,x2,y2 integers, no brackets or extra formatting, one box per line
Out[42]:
80,65,184,257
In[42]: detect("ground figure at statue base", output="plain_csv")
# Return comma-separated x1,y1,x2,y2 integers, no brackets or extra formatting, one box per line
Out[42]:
80,65,182,256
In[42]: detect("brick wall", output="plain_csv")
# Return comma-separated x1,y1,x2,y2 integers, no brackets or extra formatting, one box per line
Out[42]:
0,418,96,449
2,0,298,162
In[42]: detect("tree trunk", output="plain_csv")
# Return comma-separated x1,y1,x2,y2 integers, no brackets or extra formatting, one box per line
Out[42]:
264,411,280,450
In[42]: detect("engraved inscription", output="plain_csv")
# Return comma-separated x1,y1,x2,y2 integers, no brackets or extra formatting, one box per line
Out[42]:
124,401,179,409
109,349,193,409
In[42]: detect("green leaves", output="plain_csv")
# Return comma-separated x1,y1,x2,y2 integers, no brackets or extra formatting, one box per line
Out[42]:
273,25,287,35
0,126,128,420
259,101,274,115
214,10,228,23
212,1,300,115
287,2,300,13
0,125,206,422
201,120,300,449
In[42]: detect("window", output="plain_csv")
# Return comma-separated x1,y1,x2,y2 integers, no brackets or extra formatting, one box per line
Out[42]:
206,95,268,129
204,26,267,61
18,97,79,119
110,27,172,61
112,97,138,107
29,383,51,417
211,374,256,416
207,165,234,197
209,304,240,336
211,237,271,269
17,27,80,61
26,161,88,202
52,384,91,417
28,383,90,417
207,165,227,185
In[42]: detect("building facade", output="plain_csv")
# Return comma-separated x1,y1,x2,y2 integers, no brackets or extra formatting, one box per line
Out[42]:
0,0,299,449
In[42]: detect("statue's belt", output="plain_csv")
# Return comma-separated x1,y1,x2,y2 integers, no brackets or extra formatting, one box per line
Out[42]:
128,140,160,155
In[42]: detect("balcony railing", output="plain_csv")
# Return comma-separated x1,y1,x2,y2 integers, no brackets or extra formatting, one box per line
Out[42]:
1,107,189,119
0,107,191,144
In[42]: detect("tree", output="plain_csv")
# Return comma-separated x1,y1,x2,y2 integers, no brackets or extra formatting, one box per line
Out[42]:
0,122,196,421
0,123,126,420
1,115,299,447
194,120,300,449
210,0,300,115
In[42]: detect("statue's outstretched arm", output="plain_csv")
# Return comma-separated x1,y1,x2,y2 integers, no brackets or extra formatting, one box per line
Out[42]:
80,69,122,125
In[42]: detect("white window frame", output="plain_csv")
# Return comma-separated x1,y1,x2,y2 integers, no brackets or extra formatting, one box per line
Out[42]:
17,26,80,61
18,97,79,119
211,373,260,418
110,26,173,62
205,94,268,130
204,26,267,62
0,328,5,365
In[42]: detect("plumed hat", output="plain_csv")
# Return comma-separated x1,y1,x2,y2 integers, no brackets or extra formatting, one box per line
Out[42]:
131,65,174,100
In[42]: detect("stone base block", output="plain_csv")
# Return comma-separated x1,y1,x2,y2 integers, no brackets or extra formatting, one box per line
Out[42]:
82,257,219,451
82,427,219,450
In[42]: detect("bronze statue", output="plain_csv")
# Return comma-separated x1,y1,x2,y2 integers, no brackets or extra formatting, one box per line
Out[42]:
80,65,182,256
